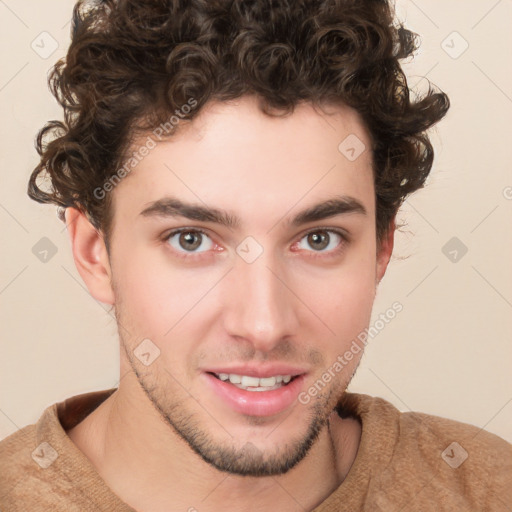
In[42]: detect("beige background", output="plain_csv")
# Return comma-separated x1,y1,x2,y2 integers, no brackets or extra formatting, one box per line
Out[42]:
1,0,511,444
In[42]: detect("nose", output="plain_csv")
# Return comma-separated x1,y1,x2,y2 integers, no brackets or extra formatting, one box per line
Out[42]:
222,248,299,353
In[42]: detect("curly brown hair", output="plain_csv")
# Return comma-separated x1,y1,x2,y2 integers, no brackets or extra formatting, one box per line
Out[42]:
27,0,449,252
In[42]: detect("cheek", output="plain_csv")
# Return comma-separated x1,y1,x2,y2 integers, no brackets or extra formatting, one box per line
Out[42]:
111,243,229,365
111,244,194,339
295,245,377,347
305,273,375,336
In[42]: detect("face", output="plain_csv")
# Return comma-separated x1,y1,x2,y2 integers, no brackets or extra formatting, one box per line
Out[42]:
103,96,391,476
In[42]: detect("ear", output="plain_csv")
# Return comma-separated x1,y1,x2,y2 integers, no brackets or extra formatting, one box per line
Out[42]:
376,217,395,285
65,208,115,305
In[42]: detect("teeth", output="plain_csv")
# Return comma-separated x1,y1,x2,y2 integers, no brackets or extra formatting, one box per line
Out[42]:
259,377,276,386
214,373,294,389
241,375,260,387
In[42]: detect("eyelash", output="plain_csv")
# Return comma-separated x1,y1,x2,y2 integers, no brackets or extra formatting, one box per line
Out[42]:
162,227,349,260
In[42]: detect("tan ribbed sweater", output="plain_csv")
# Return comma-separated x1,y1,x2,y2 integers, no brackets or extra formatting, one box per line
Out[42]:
1,389,511,511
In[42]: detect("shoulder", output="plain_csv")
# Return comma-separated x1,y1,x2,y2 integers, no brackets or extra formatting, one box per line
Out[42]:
0,396,107,511
341,393,512,509
346,392,512,466
384,399,512,508
0,389,131,512
398,408,512,471
0,423,46,507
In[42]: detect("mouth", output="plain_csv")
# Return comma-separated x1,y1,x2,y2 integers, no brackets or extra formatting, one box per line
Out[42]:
202,367,307,417
207,372,300,392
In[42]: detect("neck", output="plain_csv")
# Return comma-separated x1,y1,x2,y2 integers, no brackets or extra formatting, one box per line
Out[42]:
68,376,361,512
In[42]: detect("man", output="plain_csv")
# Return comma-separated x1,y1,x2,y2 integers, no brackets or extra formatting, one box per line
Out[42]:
1,0,511,510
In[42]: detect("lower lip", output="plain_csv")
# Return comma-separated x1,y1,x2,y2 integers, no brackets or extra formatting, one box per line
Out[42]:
203,373,306,417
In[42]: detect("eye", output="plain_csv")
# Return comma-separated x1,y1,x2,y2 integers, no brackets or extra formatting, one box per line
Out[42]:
164,229,214,253
296,229,347,254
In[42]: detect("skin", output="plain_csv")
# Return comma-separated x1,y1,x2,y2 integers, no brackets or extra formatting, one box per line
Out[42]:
66,95,394,512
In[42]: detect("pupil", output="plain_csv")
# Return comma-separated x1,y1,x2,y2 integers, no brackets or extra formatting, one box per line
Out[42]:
309,231,328,250
181,232,201,250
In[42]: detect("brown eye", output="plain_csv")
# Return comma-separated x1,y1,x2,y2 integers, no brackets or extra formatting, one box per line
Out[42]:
165,229,214,253
297,229,346,253
179,231,202,251
307,231,330,251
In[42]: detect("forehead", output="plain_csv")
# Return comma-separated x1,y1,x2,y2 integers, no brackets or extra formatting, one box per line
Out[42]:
111,96,375,226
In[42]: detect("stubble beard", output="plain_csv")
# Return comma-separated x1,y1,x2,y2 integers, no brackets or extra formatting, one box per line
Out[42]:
124,346,350,477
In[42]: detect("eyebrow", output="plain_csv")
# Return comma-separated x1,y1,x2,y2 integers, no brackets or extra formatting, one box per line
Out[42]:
139,195,367,229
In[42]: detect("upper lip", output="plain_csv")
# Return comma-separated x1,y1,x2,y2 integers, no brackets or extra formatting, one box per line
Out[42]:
203,364,308,379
